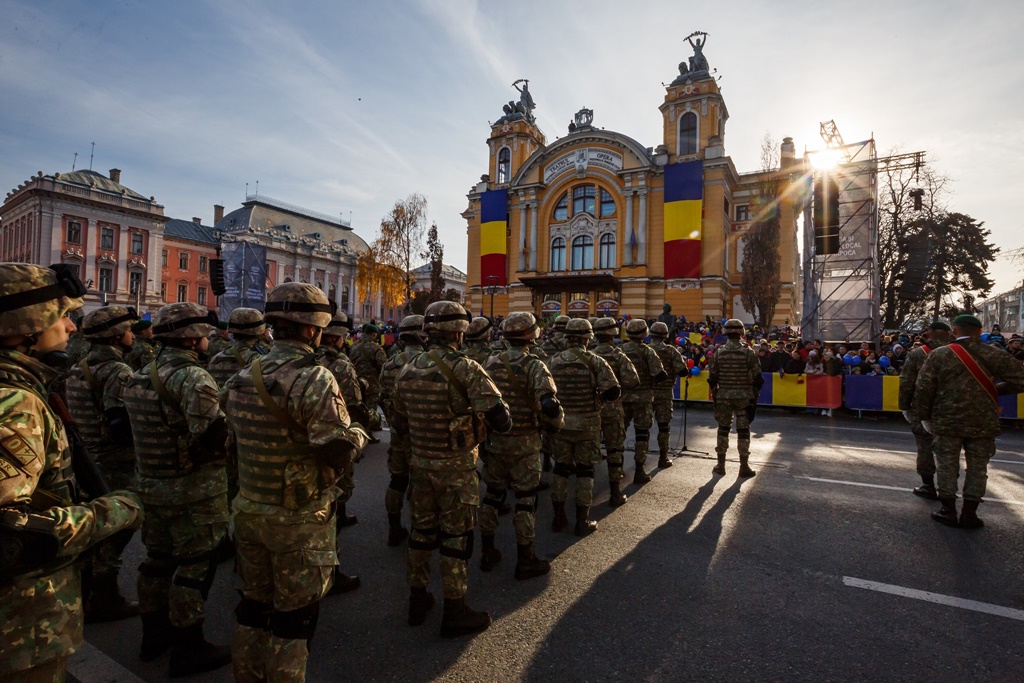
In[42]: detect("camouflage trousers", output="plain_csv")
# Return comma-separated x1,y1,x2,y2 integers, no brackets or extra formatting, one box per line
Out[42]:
363,382,383,418
232,506,337,683
934,435,995,502
622,400,653,467
90,462,137,580
334,459,355,506
653,388,675,458
0,565,80,677
552,432,602,506
910,421,936,478
600,404,626,482
385,442,410,516
480,450,542,544
0,657,67,683
138,494,229,628
408,467,479,600
714,398,752,458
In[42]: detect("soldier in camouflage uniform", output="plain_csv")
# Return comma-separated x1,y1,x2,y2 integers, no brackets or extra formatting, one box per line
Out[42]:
65,305,141,623
620,319,667,484
349,323,387,430
122,302,232,676
207,308,269,388
913,314,1024,528
899,320,951,500
65,330,90,366
206,320,231,361
380,315,426,546
462,316,494,366
0,263,143,682
591,317,640,507
539,315,569,357
222,283,369,682
547,319,620,536
650,322,687,468
480,312,563,578
707,319,762,478
124,319,157,371
392,301,511,637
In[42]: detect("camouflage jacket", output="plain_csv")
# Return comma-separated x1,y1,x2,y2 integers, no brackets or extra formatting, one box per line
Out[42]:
206,334,230,362
123,337,157,371
898,340,947,413
539,336,563,357
207,338,268,388
379,344,424,420
707,339,761,401
64,344,133,462
349,338,387,387
650,339,687,389
592,341,641,394
461,340,493,367
319,345,364,412
484,345,562,455
914,336,1024,437
619,340,664,403
547,344,619,435
65,336,90,366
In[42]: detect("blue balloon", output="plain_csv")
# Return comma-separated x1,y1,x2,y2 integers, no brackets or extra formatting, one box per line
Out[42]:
690,366,701,376
842,354,854,365
879,356,891,368
981,333,991,342
850,355,862,366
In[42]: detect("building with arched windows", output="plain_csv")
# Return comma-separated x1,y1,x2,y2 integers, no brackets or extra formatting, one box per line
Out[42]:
464,53,803,324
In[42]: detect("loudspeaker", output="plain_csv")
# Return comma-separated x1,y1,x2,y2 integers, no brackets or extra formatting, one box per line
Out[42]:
898,232,931,301
210,258,226,296
813,174,841,255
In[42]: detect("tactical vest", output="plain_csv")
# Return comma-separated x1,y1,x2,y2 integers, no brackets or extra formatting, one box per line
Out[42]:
550,349,599,419
622,341,655,390
65,360,109,449
397,353,460,458
714,343,754,400
651,342,680,388
123,355,197,478
487,351,538,436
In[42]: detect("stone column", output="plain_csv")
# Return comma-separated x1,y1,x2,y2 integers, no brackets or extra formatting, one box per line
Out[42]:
518,201,527,271
85,219,98,286
637,189,648,266
624,192,634,266
529,203,538,271
116,225,130,297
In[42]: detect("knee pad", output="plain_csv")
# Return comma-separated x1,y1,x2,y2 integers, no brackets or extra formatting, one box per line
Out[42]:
552,462,574,477
270,601,320,641
658,422,670,431
737,428,751,438
174,551,217,597
482,486,505,509
138,559,176,578
438,529,474,561
388,474,409,493
235,594,273,630
575,464,595,479
717,425,731,437
635,430,650,441
409,526,440,551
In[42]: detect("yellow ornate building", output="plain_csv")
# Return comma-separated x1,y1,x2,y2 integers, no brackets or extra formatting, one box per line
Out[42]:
464,50,802,325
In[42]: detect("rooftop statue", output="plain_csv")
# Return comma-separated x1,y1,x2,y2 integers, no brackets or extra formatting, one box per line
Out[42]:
500,79,537,123
673,31,711,85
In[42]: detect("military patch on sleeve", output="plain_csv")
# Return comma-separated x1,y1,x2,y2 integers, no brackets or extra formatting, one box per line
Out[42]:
0,457,20,480
0,433,37,466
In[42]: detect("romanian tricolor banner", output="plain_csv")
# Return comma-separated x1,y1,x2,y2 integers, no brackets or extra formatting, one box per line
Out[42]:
663,160,703,279
757,373,842,408
673,375,711,401
480,189,508,286
843,376,901,412
999,393,1024,419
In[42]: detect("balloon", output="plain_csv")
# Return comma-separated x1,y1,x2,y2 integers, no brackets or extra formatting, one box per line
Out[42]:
690,367,701,376
981,333,991,342
850,355,862,366
879,356,891,368
842,354,854,365
686,359,695,369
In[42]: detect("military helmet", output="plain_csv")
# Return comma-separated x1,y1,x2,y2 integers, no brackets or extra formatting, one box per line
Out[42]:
81,305,139,340
650,321,670,338
724,318,746,334
593,317,618,336
564,318,593,339
588,316,600,327
228,307,266,337
264,282,334,328
503,311,539,339
0,263,86,337
423,300,471,333
398,314,424,337
152,302,217,339
324,312,351,336
625,319,649,337
465,316,493,341
553,315,571,330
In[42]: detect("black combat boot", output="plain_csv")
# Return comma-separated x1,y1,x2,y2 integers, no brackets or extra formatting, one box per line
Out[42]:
440,597,491,638
139,610,173,662
738,456,756,478
536,479,551,491
959,500,984,529
327,567,361,595
608,481,627,508
408,587,435,626
658,451,673,469
913,475,939,500
574,506,598,537
931,497,959,527
633,465,651,485
514,544,550,580
479,534,501,572
712,454,726,476
168,622,231,677
85,573,139,624
551,501,569,532
335,503,358,529
387,513,409,547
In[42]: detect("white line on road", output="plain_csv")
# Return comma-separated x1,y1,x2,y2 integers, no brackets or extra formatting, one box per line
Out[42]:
793,476,1024,506
828,445,1024,465
843,576,1024,621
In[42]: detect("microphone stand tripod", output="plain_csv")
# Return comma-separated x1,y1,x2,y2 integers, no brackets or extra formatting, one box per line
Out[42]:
673,374,709,457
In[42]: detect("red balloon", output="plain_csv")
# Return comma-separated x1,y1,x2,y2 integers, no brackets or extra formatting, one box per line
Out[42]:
686,359,695,369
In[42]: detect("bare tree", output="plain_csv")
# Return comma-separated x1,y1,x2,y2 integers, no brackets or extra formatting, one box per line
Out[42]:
377,194,429,310
740,132,784,326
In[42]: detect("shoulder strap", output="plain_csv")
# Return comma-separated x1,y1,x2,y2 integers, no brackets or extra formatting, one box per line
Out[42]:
427,349,470,403
567,347,599,384
500,352,535,416
230,344,246,367
251,357,305,433
79,359,101,393
148,360,182,410
947,343,998,406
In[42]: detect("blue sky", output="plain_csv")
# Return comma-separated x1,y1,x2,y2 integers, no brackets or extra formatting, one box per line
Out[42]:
2,0,1022,293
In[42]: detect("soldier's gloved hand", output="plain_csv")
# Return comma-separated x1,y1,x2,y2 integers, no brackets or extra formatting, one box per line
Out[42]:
539,393,561,419
921,420,933,434
653,371,669,384
902,410,912,424
107,490,145,531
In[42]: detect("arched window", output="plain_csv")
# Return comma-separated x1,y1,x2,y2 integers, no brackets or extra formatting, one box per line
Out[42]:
600,189,616,217
550,237,566,271
315,281,323,291
680,112,698,155
284,277,293,283
341,286,350,312
599,233,616,269
329,284,337,302
571,235,594,270
573,185,596,216
553,192,568,221
497,147,511,184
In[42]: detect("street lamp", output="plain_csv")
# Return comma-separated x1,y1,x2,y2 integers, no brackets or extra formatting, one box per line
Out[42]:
485,275,499,320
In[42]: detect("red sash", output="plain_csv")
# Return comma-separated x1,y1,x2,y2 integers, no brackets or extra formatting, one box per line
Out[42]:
921,345,931,355
948,343,999,407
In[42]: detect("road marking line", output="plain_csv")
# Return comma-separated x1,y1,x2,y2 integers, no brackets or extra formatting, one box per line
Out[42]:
827,445,1024,465
68,641,145,683
992,459,1024,465
843,577,1024,621
793,476,1024,506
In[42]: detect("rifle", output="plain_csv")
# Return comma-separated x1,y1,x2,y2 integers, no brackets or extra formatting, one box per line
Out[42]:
47,392,111,500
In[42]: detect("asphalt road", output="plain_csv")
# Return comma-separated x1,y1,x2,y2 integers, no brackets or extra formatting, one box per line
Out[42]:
77,405,1024,682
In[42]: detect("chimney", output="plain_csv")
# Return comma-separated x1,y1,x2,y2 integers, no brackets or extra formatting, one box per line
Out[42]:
214,204,225,224
780,137,796,169
192,217,203,224
109,168,121,183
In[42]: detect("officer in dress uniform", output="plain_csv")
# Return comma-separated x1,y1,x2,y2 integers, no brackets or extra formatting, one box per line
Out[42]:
898,320,951,499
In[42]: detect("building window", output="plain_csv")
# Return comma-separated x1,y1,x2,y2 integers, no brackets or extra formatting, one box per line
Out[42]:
199,255,208,272
177,283,188,302
497,147,511,184
573,185,596,217
197,286,207,306
550,237,566,272
600,190,616,217
179,252,189,270
341,286,350,312
162,249,168,266
130,232,144,254
160,281,167,301
67,221,82,244
99,267,113,292
129,271,143,294
599,233,616,269
329,284,337,302
680,112,698,155
100,226,115,250
571,235,594,270
553,193,569,221
315,281,323,291
736,205,751,221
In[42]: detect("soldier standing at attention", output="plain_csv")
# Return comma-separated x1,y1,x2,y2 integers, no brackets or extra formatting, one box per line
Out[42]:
65,305,141,623
222,283,368,682
539,315,569,357
591,317,640,507
650,321,688,469
207,320,231,361
65,328,91,366
547,319,620,536
349,323,387,434
122,302,232,676
620,319,666,484
124,318,157,371
707,319,762,477
380,315,426,546
462,316,494,366
898,320,951,500
392,301,511,637
913,314,1024,528
0,263,143,683
207,308,269,388
480,312,563,578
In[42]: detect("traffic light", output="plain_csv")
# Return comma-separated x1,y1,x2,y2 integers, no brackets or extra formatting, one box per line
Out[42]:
210,258,226,296
812,174,841,255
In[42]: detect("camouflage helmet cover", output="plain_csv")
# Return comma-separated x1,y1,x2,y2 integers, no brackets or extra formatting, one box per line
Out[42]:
423,300,471,333
465,316,493,341
324,312,351,336
82,305,139,340
564,318,593,339
398,314,424,334
0,263,85,337
503,311,539,339
650,321,670,338
593,317,618,335
553,315,571,329
625,319,649,337
152,302,217,339
228,307,266,336
264,282,334,328
724,318,746,334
